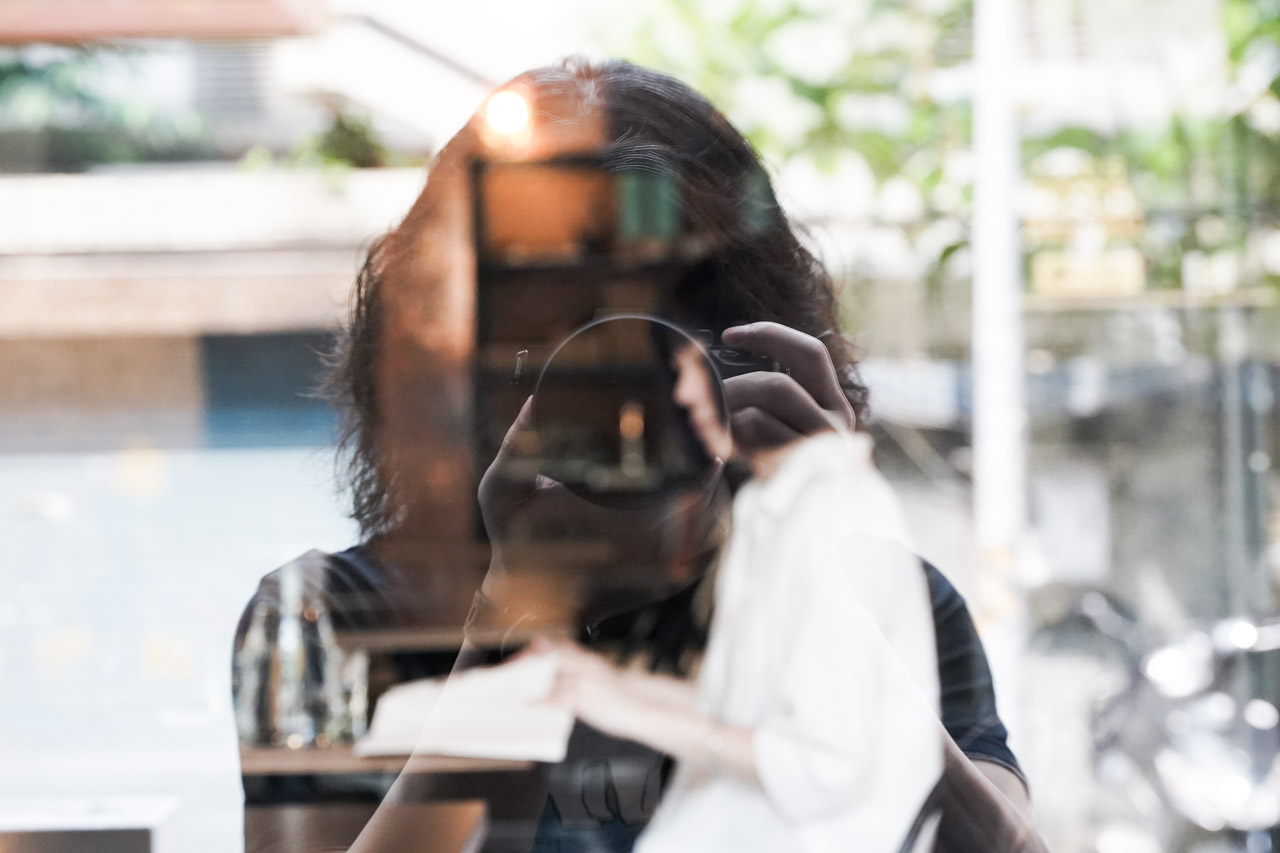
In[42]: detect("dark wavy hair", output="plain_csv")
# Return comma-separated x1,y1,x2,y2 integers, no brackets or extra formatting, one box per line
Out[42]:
327,59,870,542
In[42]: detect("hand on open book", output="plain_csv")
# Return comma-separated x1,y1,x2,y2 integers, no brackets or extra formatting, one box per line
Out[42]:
525,637,642,740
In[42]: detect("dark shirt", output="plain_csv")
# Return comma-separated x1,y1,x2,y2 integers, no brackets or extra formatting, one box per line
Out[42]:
923,560,1024,781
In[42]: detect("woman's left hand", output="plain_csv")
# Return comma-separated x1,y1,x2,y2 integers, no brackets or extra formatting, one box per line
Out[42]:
527,638,756,785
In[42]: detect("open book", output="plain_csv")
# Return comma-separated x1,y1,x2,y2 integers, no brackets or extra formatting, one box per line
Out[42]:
354,655,574,763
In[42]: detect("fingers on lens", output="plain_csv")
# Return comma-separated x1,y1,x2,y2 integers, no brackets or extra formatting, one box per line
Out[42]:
723,323,846,409
730,406,801,449
724,372,831,434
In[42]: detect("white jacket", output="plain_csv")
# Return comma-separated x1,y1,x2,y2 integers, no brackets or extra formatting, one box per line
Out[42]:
636,431,942,852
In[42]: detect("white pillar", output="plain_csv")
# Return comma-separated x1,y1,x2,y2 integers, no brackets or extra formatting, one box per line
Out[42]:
972,0,1027,570
972,0,1030,749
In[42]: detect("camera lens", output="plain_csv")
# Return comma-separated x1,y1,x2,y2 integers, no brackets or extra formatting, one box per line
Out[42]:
531,315,726,508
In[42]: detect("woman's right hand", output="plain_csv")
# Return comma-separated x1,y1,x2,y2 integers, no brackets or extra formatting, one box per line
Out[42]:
720,322,856,450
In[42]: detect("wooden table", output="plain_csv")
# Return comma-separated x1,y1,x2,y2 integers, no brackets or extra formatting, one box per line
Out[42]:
240,745,533,777
244,801,487,853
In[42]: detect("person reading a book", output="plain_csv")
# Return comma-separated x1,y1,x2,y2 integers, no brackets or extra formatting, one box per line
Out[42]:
516,333,943,851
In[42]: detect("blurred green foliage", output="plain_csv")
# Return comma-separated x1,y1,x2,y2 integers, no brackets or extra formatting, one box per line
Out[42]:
0,46,105,122
619,0,970,188
608,0,974,313
0,45,212,171
612,0,1280,293
314,113,388,169
0,46,403,173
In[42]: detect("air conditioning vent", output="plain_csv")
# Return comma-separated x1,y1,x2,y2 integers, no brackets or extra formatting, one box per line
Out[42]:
193,39,273,120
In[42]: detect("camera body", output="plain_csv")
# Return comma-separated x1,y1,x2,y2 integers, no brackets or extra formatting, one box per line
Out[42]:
697,333,781,381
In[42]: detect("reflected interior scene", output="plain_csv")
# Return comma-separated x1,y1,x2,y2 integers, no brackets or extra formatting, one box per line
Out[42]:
3,2,1280,853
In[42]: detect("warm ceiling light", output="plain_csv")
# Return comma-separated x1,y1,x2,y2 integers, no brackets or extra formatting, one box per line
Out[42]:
485,90,531,137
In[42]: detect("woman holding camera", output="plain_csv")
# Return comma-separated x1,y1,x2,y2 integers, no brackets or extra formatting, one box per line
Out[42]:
237,58,1045,853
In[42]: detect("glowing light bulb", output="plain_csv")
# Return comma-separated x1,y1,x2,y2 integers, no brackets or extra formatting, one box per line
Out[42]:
620,400,645,478
1229,620,1260,649
485,90,530,137
1246,699,1280,730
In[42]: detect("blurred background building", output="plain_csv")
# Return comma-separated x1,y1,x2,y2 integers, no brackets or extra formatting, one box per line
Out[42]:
2,0,1280,851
